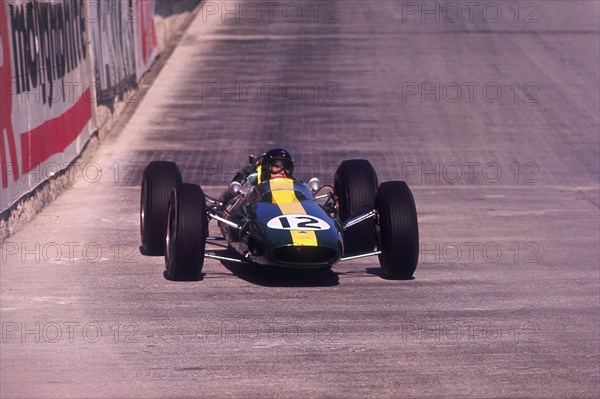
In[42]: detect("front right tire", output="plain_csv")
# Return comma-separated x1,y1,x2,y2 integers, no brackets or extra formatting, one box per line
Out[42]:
140,161,182,255
375,181,419,279
334,159,379,255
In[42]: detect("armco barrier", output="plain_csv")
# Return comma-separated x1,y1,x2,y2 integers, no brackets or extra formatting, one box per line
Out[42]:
0,0,201,238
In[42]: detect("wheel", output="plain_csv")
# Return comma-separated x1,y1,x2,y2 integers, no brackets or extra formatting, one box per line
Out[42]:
375,181,419,279
140,161,183,255
334,159,378,255
165,183,207,281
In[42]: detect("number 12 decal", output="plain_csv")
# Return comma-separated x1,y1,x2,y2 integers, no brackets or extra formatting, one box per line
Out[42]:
267,215,330,231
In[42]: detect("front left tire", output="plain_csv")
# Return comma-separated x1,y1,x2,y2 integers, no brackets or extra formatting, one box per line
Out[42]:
165,183,208,281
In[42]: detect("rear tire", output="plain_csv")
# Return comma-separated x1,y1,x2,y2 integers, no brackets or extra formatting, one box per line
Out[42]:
375,181,419,279
165,183,207,281
140,161,182,255
334,159,378,255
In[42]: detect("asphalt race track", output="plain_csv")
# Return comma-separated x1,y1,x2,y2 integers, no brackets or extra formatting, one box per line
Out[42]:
1,1,599,397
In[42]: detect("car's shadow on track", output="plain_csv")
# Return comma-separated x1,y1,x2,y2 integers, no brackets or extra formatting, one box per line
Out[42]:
365,267,415,281
213,250,339,287
141,247,206,282
162,271,205,282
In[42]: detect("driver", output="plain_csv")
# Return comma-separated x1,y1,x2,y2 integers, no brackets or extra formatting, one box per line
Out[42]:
230,148,294,198
259,148,294,182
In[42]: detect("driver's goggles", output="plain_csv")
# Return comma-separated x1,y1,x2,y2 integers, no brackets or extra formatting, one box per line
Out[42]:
269,161,290,174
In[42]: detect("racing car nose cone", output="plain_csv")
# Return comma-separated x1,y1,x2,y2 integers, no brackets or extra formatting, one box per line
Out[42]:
272,246,339,265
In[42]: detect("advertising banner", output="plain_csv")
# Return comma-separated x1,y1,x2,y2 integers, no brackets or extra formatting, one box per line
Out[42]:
132,0,158,79
88,0,136,101
0,0,96,213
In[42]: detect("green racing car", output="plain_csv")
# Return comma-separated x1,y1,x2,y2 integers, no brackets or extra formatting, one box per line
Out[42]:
140,149,419,281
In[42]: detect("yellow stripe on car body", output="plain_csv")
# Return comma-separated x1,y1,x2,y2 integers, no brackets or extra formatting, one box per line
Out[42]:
269,178,318,246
